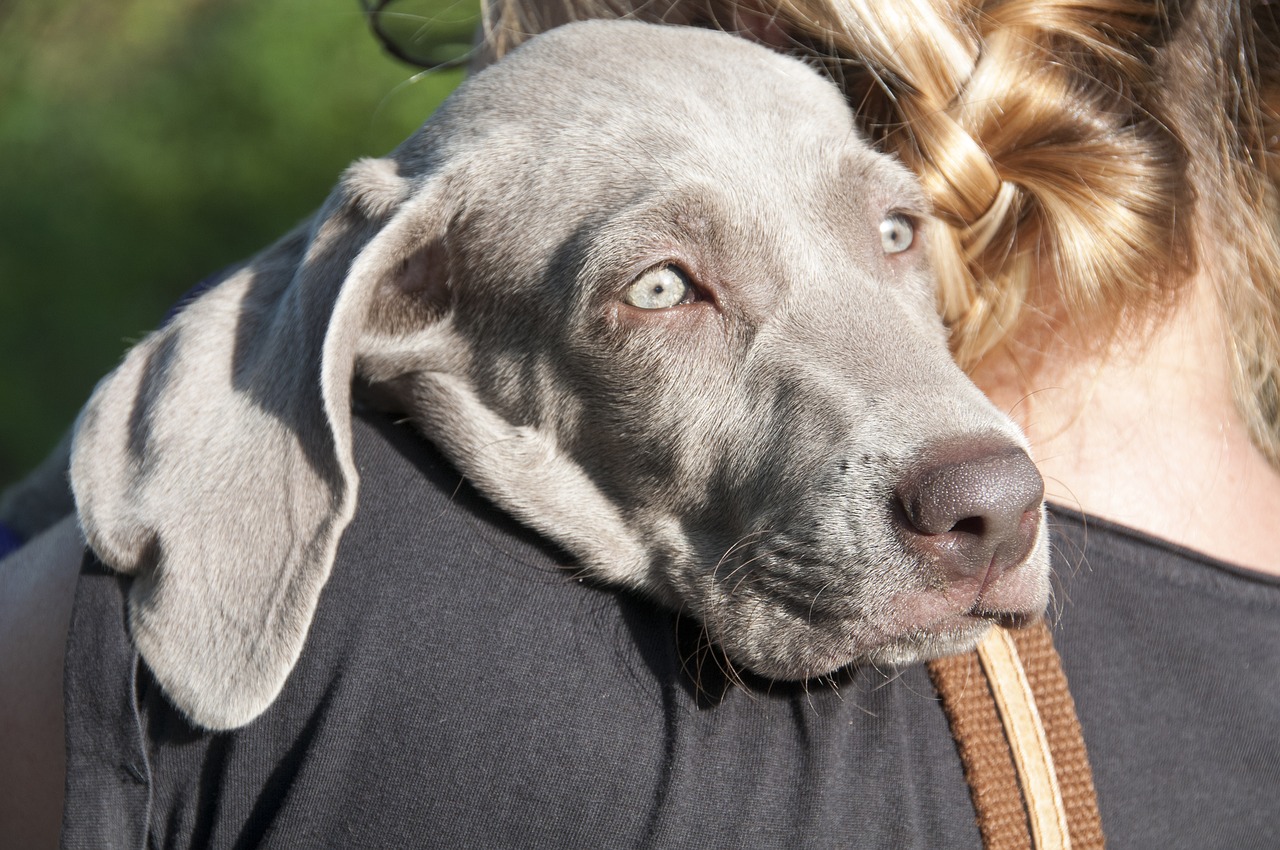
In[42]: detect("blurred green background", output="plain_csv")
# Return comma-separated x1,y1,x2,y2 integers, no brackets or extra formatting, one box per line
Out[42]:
0,0,477,488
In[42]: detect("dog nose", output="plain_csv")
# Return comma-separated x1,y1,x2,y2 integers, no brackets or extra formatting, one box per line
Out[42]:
893,438,1044,587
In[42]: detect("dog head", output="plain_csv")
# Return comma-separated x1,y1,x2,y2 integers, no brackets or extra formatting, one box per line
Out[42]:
72,20,1049,729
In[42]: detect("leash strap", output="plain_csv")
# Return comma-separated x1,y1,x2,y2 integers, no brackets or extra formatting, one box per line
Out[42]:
928,620,1105,849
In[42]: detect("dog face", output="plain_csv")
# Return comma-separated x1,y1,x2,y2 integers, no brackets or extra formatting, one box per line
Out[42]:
71,21,1048,729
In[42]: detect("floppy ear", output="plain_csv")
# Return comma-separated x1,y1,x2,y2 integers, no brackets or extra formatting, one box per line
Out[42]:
71,157,447,730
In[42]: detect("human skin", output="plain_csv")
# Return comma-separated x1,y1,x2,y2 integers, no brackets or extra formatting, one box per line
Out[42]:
971,272,1280,578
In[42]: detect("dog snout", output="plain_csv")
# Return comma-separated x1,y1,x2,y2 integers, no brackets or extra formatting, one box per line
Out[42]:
892,437,1044,589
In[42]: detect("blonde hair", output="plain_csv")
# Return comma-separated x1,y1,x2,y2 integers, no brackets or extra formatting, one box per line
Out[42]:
477,0,1280,461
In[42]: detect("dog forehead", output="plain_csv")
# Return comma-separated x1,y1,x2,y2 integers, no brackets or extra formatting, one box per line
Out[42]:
508,22,840,101
428,21,857,158
421,25,903,233
376,21,915,256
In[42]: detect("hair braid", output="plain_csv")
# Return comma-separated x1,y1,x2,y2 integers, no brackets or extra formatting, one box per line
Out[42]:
785,0,1193,366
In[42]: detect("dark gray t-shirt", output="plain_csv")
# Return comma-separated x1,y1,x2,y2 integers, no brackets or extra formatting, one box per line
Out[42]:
1050,502,1280,847
60,412,1280,848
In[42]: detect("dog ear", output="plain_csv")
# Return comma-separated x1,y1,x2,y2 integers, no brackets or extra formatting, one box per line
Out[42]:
70,157,448,729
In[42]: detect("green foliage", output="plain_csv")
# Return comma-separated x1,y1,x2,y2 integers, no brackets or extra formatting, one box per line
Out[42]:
0,0,476,486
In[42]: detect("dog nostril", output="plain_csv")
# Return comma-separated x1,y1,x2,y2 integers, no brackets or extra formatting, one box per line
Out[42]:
893,437,1044,584
948,515,987,538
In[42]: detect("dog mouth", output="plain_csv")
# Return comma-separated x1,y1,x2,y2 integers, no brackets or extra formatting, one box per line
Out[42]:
688,540,1051,681
714,602,1041,682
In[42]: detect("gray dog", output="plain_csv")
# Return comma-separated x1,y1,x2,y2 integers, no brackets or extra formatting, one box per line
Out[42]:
61,20,1050,730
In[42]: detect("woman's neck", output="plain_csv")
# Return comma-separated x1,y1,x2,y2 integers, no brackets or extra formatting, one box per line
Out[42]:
970,283,1280,577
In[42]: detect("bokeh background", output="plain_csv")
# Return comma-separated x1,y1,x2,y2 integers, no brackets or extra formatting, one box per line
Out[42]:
0,0,478,488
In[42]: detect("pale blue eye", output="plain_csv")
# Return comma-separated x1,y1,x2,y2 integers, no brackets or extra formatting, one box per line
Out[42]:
880,213,915,254
625,265,693,309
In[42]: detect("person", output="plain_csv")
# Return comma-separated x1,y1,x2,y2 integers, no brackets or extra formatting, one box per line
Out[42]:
3,0,1278,846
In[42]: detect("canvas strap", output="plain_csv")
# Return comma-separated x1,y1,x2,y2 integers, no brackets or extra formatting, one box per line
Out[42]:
927,620,1105,849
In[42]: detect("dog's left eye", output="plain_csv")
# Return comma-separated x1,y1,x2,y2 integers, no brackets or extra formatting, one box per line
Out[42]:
624,265,696,309
880,213,915,254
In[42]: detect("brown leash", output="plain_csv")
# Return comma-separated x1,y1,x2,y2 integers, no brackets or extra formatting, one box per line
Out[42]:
928,620,1105,849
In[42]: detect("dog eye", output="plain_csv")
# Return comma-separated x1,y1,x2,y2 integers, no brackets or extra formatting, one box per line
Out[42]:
880,213,915,254
624,265,696,309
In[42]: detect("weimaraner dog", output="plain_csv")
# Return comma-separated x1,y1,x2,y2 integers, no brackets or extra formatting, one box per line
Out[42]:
23,20,1050,730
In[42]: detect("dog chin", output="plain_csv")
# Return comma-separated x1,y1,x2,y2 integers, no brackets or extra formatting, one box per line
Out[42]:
718,604,1046,682
858,617,997,668
857,574,1050,669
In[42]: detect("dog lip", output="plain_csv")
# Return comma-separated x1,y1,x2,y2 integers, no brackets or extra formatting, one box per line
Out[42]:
880,568,1045,638
963,588,1046,623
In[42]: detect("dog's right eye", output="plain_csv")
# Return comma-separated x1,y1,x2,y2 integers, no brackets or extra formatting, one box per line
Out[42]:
880,213,915,254
624,265,696,309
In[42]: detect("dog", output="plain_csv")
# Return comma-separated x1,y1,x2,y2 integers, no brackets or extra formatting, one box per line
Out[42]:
63,20,1050,731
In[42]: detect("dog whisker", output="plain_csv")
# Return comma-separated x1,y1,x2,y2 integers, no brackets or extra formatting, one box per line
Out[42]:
806,577,840,625
723,547,791,596
709,529,773,579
